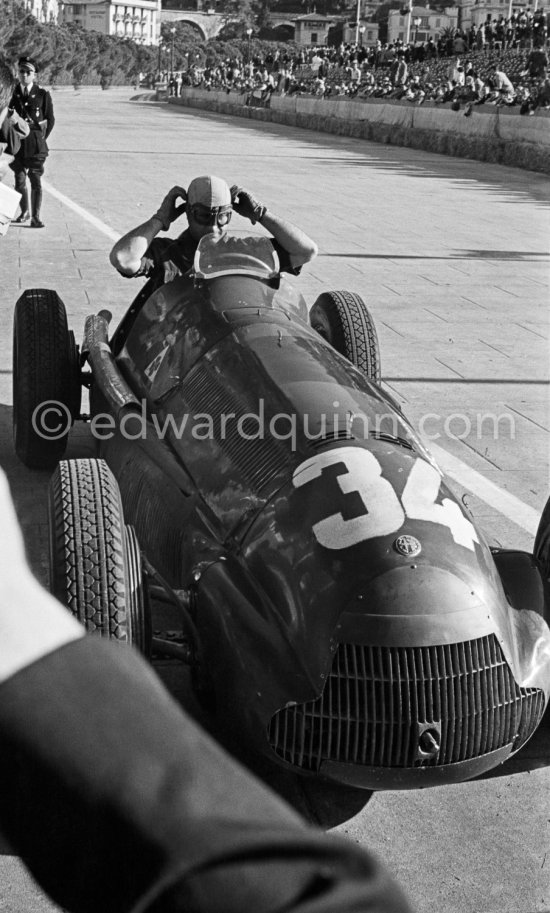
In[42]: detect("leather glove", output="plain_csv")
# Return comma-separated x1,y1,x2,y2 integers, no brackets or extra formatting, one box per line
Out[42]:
153,186,187,231
230,185,266,225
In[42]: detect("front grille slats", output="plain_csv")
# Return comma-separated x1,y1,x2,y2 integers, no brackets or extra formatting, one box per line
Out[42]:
182,363,291,494
268,636,545,773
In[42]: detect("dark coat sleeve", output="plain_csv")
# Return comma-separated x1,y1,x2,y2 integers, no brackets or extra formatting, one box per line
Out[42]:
0,637,413,913
42,89,54,138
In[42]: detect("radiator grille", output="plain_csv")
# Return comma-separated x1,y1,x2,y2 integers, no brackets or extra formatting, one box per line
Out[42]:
182,363,292,493
268,637,545,771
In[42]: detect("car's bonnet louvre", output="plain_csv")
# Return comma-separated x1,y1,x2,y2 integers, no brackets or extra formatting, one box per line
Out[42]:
182,362,293,492
268,637,545,771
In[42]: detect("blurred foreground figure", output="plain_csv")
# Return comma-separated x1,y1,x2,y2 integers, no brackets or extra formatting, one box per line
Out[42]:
0,62,28,231
0,468,413,913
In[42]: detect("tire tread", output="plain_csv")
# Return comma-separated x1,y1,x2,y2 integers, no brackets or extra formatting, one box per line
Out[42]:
48,459,129,639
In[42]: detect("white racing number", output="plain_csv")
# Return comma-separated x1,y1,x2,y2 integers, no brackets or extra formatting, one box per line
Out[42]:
292,447,479,552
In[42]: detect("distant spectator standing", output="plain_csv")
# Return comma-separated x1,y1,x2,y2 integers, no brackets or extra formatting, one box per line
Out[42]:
446,56,465,88
391,51,408,86
527,46,549,78
350,59,362,89
453,33,467,54
310,51,323,75
533,8,548,47
9,57,54,228
476,23,486,52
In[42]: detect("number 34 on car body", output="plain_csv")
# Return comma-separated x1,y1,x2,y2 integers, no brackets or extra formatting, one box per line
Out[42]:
292,447,479,552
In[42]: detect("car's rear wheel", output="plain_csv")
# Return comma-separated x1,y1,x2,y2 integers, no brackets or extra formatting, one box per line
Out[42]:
13,289,81,469
534,495,550,582
310,291,381,382
48,458,151,656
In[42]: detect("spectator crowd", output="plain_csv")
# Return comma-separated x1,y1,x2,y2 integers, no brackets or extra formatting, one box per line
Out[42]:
161,13,550,117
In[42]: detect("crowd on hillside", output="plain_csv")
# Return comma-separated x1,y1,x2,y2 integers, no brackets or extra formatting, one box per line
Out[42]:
161,16,550,117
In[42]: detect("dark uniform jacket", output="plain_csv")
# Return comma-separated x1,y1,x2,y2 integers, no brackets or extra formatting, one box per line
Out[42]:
9,82,55,163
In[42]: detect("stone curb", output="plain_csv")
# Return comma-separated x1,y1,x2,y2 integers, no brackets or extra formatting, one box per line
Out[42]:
166,89,550,175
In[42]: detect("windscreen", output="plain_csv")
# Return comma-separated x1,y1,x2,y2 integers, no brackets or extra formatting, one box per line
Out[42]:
193,233,280,280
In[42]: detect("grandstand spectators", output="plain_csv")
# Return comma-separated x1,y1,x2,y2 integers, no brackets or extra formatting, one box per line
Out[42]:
170,29,549,119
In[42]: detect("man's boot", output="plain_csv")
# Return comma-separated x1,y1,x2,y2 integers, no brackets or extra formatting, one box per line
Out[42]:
12,182,29,223
30,185,44,229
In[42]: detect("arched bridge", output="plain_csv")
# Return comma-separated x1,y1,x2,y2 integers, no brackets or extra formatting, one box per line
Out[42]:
159,10,229,39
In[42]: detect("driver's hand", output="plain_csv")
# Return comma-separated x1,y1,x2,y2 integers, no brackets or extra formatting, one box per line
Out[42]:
230,186,266,225
153,185,187,231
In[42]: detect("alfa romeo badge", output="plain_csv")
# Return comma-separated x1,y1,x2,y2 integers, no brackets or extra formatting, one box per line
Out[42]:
393,534,422,557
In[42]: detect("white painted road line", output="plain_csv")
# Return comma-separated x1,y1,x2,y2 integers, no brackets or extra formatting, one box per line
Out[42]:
43,180,542,538
428,440,540,537
42,180,121,242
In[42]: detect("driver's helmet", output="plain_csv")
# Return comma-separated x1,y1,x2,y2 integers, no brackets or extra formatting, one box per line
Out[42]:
187,175,232,227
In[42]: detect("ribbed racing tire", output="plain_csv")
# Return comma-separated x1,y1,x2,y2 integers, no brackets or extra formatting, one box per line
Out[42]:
13,288,80,469
48,458,150,654
310,290,381,383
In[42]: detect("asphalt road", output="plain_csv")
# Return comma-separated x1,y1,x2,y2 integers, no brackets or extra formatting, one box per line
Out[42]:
0,89,549,913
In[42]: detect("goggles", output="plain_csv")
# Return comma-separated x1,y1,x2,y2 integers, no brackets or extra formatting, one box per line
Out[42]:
190,204,232,227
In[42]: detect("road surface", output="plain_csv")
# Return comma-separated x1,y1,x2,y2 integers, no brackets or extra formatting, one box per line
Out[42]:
0,89,548,913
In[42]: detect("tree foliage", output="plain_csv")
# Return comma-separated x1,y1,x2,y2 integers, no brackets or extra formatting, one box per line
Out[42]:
0,0,299,84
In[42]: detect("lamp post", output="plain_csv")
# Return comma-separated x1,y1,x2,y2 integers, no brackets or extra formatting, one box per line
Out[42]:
404,4,413,44
246,27,252,74
413,16,421,42
359,25,365,47
354,0,361,44
170,26,176,78
157,39,163,74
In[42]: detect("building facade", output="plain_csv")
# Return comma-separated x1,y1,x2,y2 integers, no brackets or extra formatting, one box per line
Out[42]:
459,0,519,29
341,20,380,46
61,0,160,43
387,4,459,43
292,13,336,45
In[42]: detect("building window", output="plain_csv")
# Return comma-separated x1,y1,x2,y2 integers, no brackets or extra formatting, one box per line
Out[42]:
436,17,440,26
311,32,317,42
398,31,404,39
367,30,372,38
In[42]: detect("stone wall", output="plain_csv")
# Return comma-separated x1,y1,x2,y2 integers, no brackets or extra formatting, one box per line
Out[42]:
168,88,550,174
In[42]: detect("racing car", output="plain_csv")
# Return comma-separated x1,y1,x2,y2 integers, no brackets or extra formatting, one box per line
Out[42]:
12,232,550,792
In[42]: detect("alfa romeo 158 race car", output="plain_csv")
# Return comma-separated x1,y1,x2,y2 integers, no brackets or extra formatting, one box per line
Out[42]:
13,233,550,791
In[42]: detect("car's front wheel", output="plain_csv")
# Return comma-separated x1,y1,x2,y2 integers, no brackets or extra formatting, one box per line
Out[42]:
48,458,151,656
310,290,381,383
13,288,81,469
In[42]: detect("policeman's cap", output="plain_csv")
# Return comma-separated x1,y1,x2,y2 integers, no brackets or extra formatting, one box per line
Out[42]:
18,57,37,73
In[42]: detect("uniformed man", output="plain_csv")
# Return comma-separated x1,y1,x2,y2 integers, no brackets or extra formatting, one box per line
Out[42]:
10,56,55,228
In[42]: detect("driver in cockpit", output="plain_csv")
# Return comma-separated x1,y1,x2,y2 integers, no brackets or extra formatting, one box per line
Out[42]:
109,175,317,289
